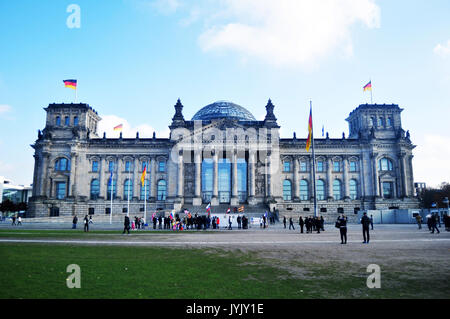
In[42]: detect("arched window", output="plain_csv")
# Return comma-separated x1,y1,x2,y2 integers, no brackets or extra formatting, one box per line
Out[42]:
379,158,393,171
370,117,376,127
56,116,61,126
55,158,70,171
316,179,325,200
283,180,292,200
73,116,79,126
157,179,167,201
378,117,384,127
333,179,342,200
107,178,116,200
349,179,358,200
300,179,309,200
64,116,70,126
124,179,133,200
140,180,150,200
90,179,100,200
387,117,392,126
349,160,357,172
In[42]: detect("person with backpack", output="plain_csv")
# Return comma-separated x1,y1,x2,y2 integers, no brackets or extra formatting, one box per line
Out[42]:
72,215,78,229
123,215,130,234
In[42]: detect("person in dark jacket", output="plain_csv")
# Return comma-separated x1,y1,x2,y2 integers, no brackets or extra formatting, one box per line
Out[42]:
299,216,304,234
123,215,130,234
72,215,78,229
337,214,348,244
83,215,89,232
283,216,287,229
289,217,295,230
430,213,440,234
361,212,371,243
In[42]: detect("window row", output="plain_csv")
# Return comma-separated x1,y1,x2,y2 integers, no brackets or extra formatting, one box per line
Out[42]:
370,116,393,128
91,159,166,173
90,179,167,201
282,179,359,201
282,159,359,172
55,115,79,127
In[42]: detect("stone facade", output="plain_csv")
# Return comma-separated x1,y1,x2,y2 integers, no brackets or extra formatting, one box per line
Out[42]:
28,100,418,222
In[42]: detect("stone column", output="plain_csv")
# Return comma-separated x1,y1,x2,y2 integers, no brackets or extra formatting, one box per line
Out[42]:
99,156,106,199
150,157,157,199
372,154,380,197
69,153,77,197
343,157,349,199
212,150,219,199
327,157,333,199
293,157,299,200
117,157,123,200
248,150,256,198
266,153,272,198
133,157,139,200
358,156,365,199
400,153,408,197
193,151,202,205
231,149,238,205
309,156,315,200
177,150,184,198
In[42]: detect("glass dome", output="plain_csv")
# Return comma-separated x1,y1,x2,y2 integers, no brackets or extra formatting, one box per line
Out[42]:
191,101,256,121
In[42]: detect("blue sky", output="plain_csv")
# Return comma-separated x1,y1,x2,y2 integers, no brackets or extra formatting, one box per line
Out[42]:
0,0,449,187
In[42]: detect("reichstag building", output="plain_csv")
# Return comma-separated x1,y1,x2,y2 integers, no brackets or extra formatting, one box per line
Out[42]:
28,99,418,221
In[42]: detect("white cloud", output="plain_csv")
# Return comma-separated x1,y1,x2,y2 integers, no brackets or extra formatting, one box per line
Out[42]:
97,115,170,139
197,0,380,67
434,40,450,57
413,134,450,188
0,104,12,117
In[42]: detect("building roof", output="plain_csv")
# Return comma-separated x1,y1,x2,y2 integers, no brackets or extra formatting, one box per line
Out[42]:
191,101,256,122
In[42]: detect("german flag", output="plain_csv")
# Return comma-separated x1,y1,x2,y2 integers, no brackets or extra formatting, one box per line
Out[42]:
363,81,372,91
141,164,147,187
113,124,123,131
306,107,313,152
63,79,77,90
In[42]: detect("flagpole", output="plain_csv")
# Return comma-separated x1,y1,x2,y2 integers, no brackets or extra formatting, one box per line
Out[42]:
370,78,373,104
144,179,147,224
127,170,130,217
310,100,318,218
110,172,113,224
75,88,78,103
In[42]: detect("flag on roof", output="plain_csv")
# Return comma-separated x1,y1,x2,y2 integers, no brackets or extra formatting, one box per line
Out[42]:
63,79,77,90
363,81,372,91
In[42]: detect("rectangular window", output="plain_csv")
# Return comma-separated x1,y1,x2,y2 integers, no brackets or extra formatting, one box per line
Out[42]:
92,161,98,172
333,161,341,172
300,161,307,172
109,161,114,172
283,161,291,172
56,182,66,199
382,182,393,199
349,161,357,172
125,161,131,172
317,161,324,172
159,161,166,172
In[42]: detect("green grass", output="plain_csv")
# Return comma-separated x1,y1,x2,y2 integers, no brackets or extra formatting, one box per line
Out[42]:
1,243,448,299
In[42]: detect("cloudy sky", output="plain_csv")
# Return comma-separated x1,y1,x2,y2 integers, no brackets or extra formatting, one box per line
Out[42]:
0,0,449,187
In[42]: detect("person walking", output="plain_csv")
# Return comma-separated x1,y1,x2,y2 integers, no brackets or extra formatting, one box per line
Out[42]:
283,216,287,229
361,212,371,243
89,215,93,224
289,217,295,230
123,215,130,234
415,214,422,229
72,215,78,229
17,216,22,226
370,214,374,230
337,213,348,244
228,215,233,230
83,215,89,232
299,216,304,234
430,213,440,234
11,215,16,226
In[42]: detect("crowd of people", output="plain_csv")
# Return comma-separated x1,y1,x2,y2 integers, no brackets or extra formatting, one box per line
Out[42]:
282,215,325,233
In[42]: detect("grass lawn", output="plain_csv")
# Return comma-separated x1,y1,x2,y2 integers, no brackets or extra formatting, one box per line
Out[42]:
1,241,448,299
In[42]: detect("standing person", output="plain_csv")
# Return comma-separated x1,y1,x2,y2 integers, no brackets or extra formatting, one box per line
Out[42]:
361,212,371,243
123,215,130,234
89,215,93,224
141,216,146,230
283,216,287,229
83,215,89,232
299,216,304,234
217,216,220,230
415,214,422,229
315,217,320,234
370,214,374,230
337,213,348,244
320,216,325,231
430,213,440,234
11,215,16,226
289,217,295,230
17,216,22,226
158,215,162,229
237,215,242,229
72,215,78,229
228,215,233,230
